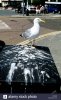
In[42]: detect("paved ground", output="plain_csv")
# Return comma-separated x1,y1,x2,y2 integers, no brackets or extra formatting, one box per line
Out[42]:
0,13,61,79
0,15,61,45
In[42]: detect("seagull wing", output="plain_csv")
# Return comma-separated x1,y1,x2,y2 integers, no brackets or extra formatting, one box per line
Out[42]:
22,29,32,39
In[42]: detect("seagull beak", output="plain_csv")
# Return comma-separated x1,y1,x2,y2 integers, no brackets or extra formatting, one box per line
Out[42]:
40,19,45,23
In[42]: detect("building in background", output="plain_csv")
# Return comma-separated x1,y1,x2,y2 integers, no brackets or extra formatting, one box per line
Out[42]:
0,0,61,7
0,0,23,7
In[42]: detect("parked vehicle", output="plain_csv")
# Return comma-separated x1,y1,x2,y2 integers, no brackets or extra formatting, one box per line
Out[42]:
26,5,46,14
45,2,61,14
26,5,36,13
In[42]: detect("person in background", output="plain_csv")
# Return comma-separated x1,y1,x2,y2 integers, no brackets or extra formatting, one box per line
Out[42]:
36,5,41,14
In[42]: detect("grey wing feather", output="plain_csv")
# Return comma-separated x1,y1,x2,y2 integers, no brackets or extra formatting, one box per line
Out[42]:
22,29,31,39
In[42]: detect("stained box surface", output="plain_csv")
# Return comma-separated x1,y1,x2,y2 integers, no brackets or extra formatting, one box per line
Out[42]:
0,44,60,93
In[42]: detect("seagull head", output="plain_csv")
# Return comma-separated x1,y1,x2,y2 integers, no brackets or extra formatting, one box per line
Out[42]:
34,18,45,24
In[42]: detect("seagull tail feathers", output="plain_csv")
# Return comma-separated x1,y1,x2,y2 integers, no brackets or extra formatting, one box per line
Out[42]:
20,34,23,37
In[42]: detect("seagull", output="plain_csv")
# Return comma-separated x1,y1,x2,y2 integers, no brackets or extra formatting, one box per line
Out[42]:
20,18,45,45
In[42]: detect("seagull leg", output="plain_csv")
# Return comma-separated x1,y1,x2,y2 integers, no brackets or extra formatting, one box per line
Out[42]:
32,39,36,46
28,40,34,46
27,40,32,46
27,39,36,46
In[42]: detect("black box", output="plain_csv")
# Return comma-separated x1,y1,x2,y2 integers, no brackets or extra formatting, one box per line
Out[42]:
0,45,60,93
